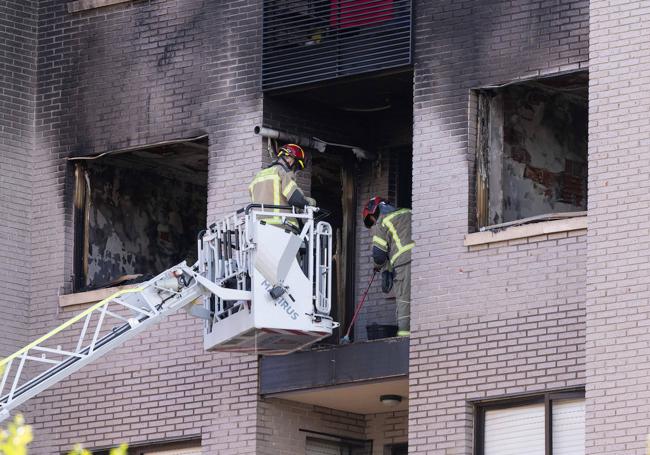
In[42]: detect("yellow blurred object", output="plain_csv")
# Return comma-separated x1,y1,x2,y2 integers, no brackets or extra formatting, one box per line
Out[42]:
0,414,33,455
0,416,126,455
109,444,128,455
67,444,92,455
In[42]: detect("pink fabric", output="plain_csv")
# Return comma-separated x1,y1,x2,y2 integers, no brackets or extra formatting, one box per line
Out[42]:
330,0,394,29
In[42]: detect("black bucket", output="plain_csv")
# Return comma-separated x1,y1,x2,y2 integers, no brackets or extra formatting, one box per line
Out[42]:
366,323,398,340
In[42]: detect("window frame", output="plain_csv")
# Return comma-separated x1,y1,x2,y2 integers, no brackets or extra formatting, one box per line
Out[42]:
301,429,373,455
90,438,201,455
469,72,589,233
473,389,585,455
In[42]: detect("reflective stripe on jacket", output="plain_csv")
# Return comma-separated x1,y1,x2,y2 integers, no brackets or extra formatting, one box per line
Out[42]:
371,208,415,267
248,164,302,226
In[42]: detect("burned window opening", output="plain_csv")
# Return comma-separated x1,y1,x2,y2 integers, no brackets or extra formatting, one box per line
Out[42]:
264,69,413,344
473,72,588,230
72,138,208,292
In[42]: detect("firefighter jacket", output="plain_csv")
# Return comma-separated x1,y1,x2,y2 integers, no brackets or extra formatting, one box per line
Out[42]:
248,162,308,226
371,208,415,269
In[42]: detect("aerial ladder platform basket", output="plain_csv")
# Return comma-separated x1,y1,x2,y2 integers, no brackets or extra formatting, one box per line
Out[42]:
0,205,336,422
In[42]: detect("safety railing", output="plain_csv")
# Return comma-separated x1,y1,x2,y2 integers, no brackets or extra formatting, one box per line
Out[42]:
262,0,413,91
200,205,332,335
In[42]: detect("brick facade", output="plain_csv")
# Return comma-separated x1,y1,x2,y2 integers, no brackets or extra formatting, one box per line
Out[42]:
587,2,650,454
410,0,588,453
25,0,262,453
3,0,647,453
258,399,407,455
0,0,37,359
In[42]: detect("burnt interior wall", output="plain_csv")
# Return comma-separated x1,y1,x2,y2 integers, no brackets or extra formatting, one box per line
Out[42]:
263,93,366,344
479,77,588,226
263,71,412,343
81,149,207,290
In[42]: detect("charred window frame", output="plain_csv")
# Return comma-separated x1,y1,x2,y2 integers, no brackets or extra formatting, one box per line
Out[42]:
72,162,91,292
474,389,585,455
472,72,588,231
70,137,209,293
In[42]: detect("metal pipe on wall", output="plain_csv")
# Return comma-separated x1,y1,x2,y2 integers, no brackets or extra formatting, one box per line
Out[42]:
254,126,376,160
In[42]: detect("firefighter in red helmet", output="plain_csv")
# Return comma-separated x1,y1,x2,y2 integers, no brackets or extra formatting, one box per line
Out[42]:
249,144,316,227
363,196,414,337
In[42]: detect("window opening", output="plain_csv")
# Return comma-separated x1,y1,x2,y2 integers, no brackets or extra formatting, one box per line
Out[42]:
71,137,208,292
473,72,588,230
304,431,372,455
268,69,413,343
475,390,585,455
385,443,408,455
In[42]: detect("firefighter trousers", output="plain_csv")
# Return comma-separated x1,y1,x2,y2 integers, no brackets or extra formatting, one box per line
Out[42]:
393,263,410,333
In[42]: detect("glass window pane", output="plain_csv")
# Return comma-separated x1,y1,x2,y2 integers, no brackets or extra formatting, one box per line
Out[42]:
484,403,545,455
552,398,585,455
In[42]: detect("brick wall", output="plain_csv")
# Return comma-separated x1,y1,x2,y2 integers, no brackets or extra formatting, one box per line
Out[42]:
258,399,366,454
410,0,589,453
366,410,408,455
587,2,650,454
0,0,603,453
0,0,37,357
258,399,407,455
24,0,262,453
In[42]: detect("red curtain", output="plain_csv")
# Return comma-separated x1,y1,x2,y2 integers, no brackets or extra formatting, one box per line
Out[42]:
330,0,394,29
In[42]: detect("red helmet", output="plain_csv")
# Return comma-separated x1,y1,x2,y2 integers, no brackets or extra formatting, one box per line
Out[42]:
362,196,387,228
278,143,306,170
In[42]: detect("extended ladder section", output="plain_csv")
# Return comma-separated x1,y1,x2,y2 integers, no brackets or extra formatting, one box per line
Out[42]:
0,265,203,423
0,205,335,423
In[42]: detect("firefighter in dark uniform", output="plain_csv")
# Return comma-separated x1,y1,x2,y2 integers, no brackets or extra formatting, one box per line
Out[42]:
363,197,414,337
248,144,316,227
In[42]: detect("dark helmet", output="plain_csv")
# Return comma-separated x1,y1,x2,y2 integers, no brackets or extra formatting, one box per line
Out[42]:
362,196,387,228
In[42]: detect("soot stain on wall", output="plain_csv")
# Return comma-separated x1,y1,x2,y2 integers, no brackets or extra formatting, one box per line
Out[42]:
85,161,206,289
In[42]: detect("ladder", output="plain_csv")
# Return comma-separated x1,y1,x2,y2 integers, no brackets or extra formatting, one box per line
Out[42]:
0,205,336,423
0,263,207,423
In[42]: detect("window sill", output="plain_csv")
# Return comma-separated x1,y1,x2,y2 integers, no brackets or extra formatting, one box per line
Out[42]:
67,0,132,13
59,284,138,308
464,216,587,248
